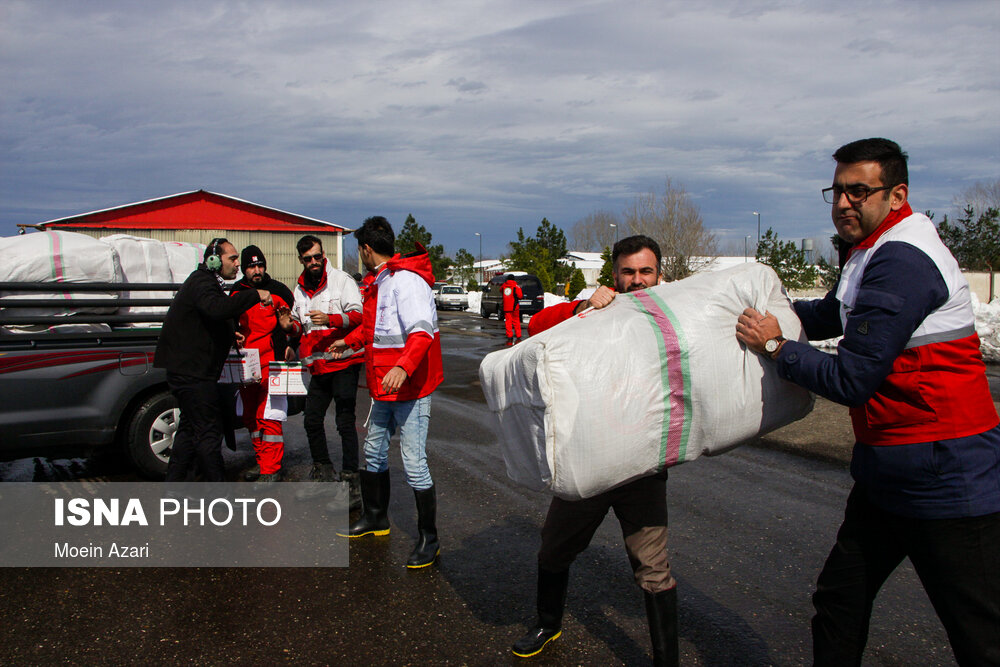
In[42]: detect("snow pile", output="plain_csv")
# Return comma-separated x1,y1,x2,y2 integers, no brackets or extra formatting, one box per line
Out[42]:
972,294,999,362
466,289,482,314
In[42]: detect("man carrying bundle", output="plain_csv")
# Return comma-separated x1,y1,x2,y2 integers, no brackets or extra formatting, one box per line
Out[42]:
512,235,678,667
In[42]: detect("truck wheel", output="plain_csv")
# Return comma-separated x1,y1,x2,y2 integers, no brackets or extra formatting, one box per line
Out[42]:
481,302,489,318
126,391,178,480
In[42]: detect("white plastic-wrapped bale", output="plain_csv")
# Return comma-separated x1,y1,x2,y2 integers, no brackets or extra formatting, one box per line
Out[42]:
163,241,207,283
479,263,814,500
100,234,175,324
0,231,122,327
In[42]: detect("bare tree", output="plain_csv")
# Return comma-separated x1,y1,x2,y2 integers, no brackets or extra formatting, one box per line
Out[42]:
953,179,1000,215
570,209,620,251
623,178,717,281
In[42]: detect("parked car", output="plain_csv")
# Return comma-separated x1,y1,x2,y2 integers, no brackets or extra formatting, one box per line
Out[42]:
480,273,544,319
435,285,468,311
0,281,178,479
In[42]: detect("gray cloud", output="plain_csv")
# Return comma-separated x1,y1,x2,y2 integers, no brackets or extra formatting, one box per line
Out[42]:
1,0,998,256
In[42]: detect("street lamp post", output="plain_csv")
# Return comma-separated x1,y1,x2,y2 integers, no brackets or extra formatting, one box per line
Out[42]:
474,232,482,285
609,223,618,244
753,211,761,242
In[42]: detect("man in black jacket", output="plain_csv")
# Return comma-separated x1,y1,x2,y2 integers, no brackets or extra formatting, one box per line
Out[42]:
154,238,271,482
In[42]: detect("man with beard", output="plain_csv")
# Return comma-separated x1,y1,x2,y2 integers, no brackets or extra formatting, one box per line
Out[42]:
231,245,297,485
512,235,679,667
290,235,364,503
155,238,270,482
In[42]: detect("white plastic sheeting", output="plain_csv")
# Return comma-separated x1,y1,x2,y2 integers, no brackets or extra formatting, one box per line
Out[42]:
479,263,814,500
0,231,122,319
100,234,175,323
0,231,205,333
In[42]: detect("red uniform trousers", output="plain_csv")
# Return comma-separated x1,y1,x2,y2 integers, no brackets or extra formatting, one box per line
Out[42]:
504,307,522,338
239,382,283,475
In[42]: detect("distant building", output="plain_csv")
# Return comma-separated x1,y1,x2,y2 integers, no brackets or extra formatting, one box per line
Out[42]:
560,251,605,287
23,190,350,289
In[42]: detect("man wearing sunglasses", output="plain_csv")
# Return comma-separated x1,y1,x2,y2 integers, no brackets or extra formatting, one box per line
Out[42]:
289,235,364,506
737,138,999,666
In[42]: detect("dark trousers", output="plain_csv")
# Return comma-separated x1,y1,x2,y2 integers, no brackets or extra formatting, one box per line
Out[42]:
812,485,1000,667
303,364,360,471
165,374,226,482
539,474,674,593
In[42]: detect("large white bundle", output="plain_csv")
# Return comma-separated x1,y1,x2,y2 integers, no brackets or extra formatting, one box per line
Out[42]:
0,231,122,318
163,241,206,283
479,263,814,500
100,234,175,322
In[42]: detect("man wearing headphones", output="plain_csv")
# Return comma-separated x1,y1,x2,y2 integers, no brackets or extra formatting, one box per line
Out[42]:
155,238,272,481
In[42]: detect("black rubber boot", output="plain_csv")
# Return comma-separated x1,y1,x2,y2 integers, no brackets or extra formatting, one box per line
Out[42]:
644,587,679,667
337,470,390,537
511,568,569,658
406,485,440,569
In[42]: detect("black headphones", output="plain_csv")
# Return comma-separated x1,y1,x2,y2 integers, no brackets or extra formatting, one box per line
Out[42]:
205,237,225,271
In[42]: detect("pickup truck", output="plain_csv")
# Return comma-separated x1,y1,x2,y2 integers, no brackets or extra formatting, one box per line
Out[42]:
0,281,178,479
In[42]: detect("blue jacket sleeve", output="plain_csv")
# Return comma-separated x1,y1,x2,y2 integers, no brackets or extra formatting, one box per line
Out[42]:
775,242,948,407
792,289,844,341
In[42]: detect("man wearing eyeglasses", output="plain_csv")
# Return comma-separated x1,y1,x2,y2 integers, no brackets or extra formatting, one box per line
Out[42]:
737,138,999,666
289,235,364,505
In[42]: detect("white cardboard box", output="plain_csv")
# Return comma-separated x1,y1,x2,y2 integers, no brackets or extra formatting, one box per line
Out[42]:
268,361,310,395
218,348,261,384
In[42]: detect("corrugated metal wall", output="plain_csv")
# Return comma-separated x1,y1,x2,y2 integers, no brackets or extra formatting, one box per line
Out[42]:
48,227,350,291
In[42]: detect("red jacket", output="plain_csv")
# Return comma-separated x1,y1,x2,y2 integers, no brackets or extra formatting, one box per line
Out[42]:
237,294,291,366
529,300,581,336
502,279,523,312
344,246,443,401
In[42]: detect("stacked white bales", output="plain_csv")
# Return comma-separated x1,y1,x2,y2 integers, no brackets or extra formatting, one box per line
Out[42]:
0,231,205,333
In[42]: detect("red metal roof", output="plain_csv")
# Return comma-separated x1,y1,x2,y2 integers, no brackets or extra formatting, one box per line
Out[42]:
37,190,348,233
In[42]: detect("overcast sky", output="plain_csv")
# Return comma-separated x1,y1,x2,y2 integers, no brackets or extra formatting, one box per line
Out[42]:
2,0,998,257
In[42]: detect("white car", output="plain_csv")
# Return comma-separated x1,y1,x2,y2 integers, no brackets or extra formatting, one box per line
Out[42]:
435,285,468,311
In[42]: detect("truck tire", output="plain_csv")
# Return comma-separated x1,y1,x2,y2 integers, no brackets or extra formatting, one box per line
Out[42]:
481,302,490,318
126,391,178,480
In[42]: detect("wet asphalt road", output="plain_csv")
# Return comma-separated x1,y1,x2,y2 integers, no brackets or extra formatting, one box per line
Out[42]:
1,310,991,665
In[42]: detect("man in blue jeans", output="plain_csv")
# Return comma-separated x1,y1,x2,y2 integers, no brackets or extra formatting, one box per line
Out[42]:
330,216,444,569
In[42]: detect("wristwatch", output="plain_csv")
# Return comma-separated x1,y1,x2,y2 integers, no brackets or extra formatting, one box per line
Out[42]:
764,335,786,359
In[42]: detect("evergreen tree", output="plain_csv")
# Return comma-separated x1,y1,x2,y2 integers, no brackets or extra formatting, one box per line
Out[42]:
505,220,569,292
597,246,614,287
937,206,1000,271
568,267,587,297
395,213,452,280
452,248,476,287
816,235,843,290
755,228,819,291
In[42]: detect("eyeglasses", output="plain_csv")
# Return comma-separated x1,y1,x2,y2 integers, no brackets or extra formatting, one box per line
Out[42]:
300,253,323,264
822,184,894,205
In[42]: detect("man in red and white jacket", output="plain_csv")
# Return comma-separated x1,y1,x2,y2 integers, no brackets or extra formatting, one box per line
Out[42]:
329,216,444,569
231,245,296,485
737,138,999,666
289,235,364,498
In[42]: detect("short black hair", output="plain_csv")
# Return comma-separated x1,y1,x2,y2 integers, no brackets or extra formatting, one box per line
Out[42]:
354,216,395,256
833,138,908,187
296,235,323,257
612,235,662,274
203,237,229,262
